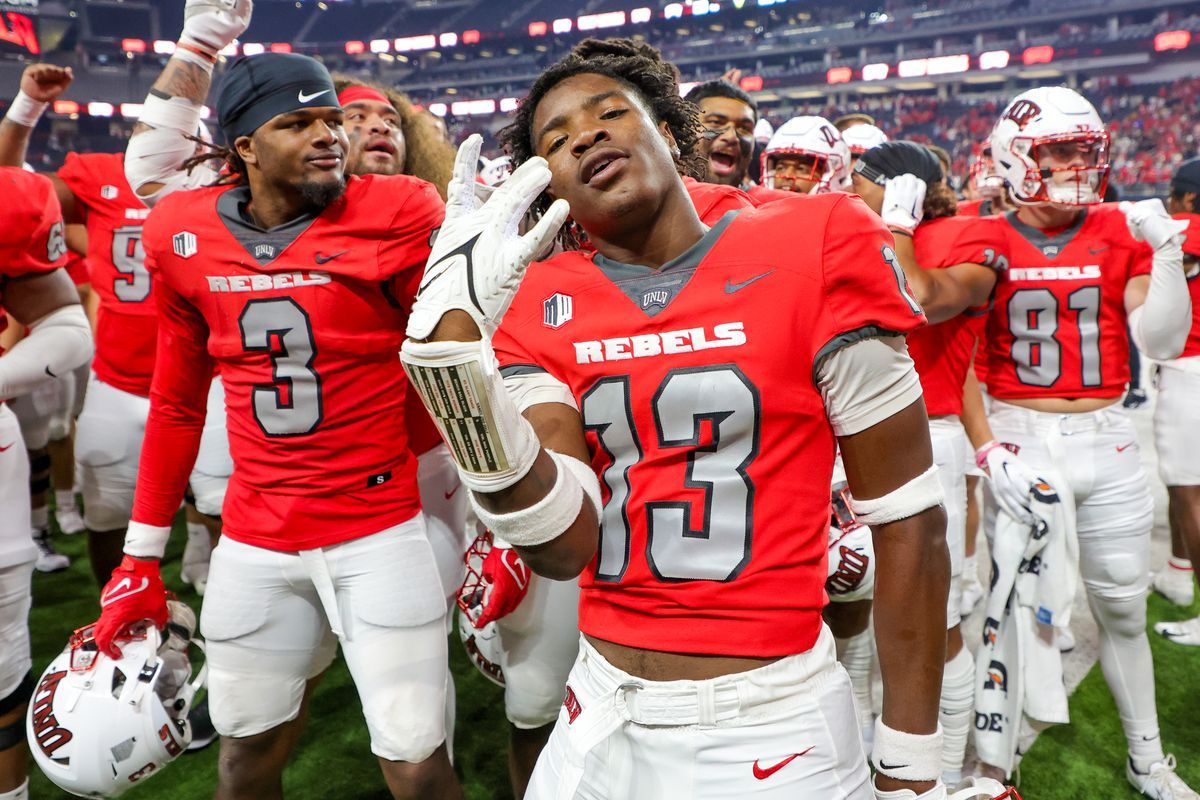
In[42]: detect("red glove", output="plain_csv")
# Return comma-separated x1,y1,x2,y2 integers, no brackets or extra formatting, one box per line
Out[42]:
94,555,169,658
470,546,532,629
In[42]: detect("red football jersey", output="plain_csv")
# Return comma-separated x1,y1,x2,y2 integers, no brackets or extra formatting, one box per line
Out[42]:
492,193,926,657
64,250,90,286
746,183,797,206
57,153,157,397
132,174,443,550
1174,213,1200,360
682,176,756,225
907,216,1007,416
983,205,1152,400
0,168,67,356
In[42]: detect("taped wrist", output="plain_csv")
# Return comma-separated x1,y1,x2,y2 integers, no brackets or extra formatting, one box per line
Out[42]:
126,95,206,197
849,464,943,526
872,719,944,783
125,521,172,559
470,450,598,548
4,90,47,128
400,337,540,492
1131,246,1191,360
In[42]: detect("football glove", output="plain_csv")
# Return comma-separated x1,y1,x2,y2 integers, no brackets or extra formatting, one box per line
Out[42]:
1120,199,1189,252
873,779,946,800
976,441,1049,526
882,173,927,234
460,540,532,629
405,134,570,341
94,555,170,659
180,0,252,56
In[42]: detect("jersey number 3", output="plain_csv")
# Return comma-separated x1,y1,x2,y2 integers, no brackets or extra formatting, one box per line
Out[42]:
239,298,323,437
582,365,760,584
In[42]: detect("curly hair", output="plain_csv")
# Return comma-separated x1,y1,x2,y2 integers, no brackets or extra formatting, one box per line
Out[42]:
332,75,456,200
924,180,959,220
499,38,705,240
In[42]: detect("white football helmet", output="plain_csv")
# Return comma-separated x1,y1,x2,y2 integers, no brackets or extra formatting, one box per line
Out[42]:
969,142,1005,199
990,86,1110,206
479,155,512,187
840,122,889,156
753,117,775,144
457,534,507,687
761,115,850,193
827,482,874,602
28,610,205,798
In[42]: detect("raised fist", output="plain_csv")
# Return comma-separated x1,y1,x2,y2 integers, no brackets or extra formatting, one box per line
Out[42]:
19,64,73,104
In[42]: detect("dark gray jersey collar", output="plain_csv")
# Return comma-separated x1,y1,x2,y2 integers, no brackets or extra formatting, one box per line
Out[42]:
1005,207,1089,258
217,186,320,266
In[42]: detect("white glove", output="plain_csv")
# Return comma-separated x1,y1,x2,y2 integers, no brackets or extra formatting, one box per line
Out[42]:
180,0,252,55
977,441,1047,526
874,779,946,800
882,174,927,233
1120,199,1188,252
947,777,1010,800
406,134,570,341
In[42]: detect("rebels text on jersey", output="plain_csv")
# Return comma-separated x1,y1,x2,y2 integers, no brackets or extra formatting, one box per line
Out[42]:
492,194,926,658
983,205,1152,400
57,153,157,396
132,174,443,550
907,215,1007,416
0,168,67,355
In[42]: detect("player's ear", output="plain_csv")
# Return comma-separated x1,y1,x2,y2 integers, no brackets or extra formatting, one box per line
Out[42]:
234,135,256,167
657,120,680,162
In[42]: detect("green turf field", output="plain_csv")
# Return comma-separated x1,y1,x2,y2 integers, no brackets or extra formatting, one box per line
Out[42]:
23,517,1200,799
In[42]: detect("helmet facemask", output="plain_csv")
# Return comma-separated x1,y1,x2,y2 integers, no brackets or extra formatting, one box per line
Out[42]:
762,149,837,193
1013,132,1110,206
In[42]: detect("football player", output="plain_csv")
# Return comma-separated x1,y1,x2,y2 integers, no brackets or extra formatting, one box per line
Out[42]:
0,63,229,588
92,4,461,797
403,38,954,799
981,86,1195,797
1152,158,1200,642
684,80,758,188
758,115,851,196
0,167,93,800
850,140,1047,785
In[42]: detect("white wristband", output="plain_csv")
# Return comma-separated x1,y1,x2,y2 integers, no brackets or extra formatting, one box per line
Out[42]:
125,521,172,560
172,45,216,74
849,464,943,526
470,450,594,548
5,90,47,128
871,719,944,783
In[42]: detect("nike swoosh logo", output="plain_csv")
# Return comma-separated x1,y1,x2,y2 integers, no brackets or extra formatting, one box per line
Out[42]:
877,760,909,771
315,250,348,264
298,89,331,103
752,747,814,780
1089,247,1107,255
1116,442,1135,453
418,233,486,316
0,443,13,452
100,577,149,606
44,365,57,378
725,270,774,294
444,485,460,501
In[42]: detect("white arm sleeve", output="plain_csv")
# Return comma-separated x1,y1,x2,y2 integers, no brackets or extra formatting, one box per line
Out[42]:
1130,246,1192,361
0,304,93,401
502,367,578,413
817,335,923,437
125,95,216,206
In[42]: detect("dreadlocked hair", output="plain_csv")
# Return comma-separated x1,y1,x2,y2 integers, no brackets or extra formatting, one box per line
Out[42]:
332,75,456,200
499,38,704,249
179,133,246,185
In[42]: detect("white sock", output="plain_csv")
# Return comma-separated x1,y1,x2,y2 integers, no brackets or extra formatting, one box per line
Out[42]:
30,506,48,531
963,552,978,582
0,778,29,800
54,489,75,511
186,520,208,541
837,629,875,739
1167,556,1193,576
940,646,974,786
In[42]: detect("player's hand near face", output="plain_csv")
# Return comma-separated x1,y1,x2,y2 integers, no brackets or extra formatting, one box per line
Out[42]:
18,63,73,104
406,134,570,342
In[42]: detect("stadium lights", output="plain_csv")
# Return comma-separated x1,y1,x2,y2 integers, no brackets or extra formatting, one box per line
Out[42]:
692,0,713,14
344,40,365,54
552,18,572,34
395,35,436,52
1154,30,1191,52
370,38,390,53
578,11,626,31
739,74,763,91
499,97,519,112
631,7,652,24
528,21,547,36
242,42,266,56
119,103,144,118
451,99,496,116
87,102,114,117
439,32,457,47
52,100,79,115
664,3,684,19
862,62,889,81
428,102,447,117
979,50,1010,70
462,29,480,44
219,42,237,57
153,40,176,54
270,43,292,53
1021,45,1054,65
121,38,146,54
826,66,852,84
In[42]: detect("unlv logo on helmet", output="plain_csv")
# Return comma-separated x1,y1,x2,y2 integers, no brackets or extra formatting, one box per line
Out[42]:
1004,99,1042,130
819,124,839,147
29,670,73,758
